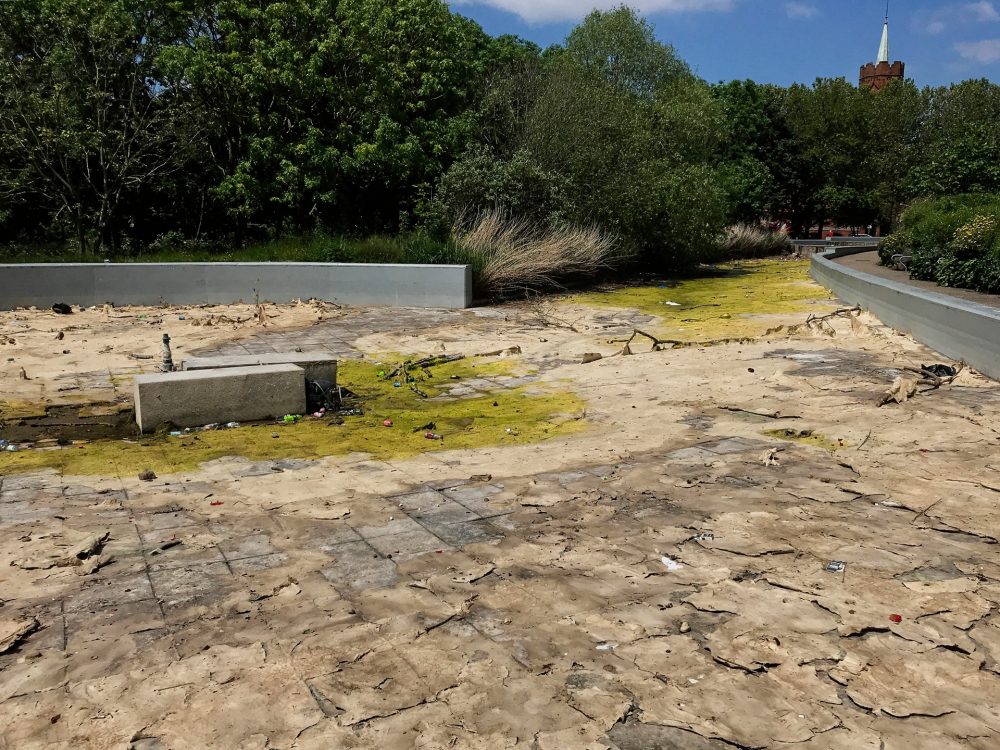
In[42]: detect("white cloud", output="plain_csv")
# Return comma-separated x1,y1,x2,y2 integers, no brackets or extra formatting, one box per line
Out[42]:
784,2,818,19
449,0,735,25
955,38,1000,62
968,1,1000,21
918,2,1000,35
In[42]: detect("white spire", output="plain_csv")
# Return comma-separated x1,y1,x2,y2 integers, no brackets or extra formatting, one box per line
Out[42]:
878,20,890,63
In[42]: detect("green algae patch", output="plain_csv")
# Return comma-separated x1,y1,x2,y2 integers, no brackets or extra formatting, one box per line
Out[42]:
764,428,849,452
0,356,581,477
354,354,524,398
567,259,834,341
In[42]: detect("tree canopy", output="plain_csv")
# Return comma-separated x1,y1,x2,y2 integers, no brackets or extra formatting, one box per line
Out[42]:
1,1,998,265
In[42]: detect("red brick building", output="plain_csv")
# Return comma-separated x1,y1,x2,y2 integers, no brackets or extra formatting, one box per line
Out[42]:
859,18,904,91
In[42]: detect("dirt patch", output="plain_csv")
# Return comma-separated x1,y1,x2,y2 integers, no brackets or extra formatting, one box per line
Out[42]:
0,403,137,442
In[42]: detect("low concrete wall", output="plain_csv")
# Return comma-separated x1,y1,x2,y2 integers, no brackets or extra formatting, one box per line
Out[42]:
811,247,1000,380
792,239,878,256
0,262,473,310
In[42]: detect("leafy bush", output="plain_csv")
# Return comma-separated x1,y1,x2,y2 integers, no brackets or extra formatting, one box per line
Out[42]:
897,194,1000,292
948,214,998,259
902,195,1000,253
717,223,791,259
424,150,574,232
876,229,913,266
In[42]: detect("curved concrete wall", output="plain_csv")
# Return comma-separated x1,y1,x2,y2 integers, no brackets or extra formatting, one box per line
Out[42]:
0,262,473,310
811,247,1000,380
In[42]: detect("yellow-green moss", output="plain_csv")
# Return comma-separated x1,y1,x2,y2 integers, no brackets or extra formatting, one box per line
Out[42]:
0,356,581,477
567,260,834,341
764,428,849,452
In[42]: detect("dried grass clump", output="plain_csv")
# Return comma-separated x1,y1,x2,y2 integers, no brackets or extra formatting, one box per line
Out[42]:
718,223,792,259
454,210,620,297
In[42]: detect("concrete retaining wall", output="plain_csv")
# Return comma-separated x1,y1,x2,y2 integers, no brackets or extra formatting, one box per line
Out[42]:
0,262,473,310
811,247,1000,380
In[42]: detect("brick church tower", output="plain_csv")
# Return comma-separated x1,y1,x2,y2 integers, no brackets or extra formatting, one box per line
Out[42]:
860,14,904,91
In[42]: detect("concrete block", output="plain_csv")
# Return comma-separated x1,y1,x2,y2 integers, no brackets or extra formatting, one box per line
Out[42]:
182,352,337,383
134,364,306,432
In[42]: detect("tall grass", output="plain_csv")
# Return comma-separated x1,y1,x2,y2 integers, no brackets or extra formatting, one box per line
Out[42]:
717,223,791,259
453,210,621,298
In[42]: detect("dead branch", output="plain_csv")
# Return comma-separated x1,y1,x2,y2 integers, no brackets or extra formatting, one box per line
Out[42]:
386,354,465,379
720,406,802,420
805,306,862,326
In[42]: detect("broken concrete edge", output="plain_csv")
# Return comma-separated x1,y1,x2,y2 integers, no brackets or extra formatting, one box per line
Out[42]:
133,363,307,432
811,246,1000,380
0,262,473,310
182,352,337,385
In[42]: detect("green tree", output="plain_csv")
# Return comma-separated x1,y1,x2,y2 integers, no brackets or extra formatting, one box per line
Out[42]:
784,78,871,232
564,6,690,97
909,79,1000,197
860,78,922,229
0,0,187,252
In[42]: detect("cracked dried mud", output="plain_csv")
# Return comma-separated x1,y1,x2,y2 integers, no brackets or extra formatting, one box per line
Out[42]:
3,260,1000,749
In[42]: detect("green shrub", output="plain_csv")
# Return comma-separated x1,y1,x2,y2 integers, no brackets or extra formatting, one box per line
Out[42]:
902,194,1000,253
948,214,999,259
897,194,1000,292
876,229,913,266
908,247,946,281
425,150,574,231
935,255,980,288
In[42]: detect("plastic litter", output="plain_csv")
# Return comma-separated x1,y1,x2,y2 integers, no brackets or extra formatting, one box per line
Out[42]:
383,419,393,427
922,363,958,378
210,501,224,507
4,444,18,452
661,556,684,572
283,414,301,424
201,423,219,431
224,422,240,429
51,303,72,315
825,560,846,573
425,432,443,440
169,431,183,437
889,614,902,623
393,381,402,388
306,379,337,412
0,440,7,450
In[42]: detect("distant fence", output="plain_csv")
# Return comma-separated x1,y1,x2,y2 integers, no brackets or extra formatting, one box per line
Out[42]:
811,246,1000,380
0,262,473,310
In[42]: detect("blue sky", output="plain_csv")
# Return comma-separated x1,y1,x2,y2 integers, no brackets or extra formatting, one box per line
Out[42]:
448,1,1000,87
